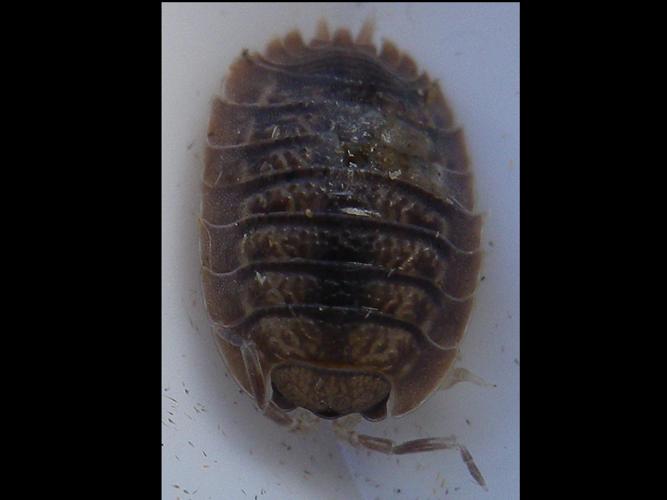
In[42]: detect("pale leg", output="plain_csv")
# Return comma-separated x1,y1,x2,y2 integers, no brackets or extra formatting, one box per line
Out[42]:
332,417,487,491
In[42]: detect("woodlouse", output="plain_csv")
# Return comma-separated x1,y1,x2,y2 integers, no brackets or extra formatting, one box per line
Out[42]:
200,20,486,489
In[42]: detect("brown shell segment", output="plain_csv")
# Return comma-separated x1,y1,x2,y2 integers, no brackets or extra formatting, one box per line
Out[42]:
202,22,482,419
201,217,481,298
271,365,391,417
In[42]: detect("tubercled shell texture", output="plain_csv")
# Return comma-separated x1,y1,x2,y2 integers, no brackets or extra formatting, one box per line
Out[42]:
201,21,482,420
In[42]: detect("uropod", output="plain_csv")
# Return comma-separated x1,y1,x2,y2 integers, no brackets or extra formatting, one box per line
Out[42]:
200,20,489,490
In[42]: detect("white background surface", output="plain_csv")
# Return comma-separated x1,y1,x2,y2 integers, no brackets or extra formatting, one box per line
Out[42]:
162,3,519,499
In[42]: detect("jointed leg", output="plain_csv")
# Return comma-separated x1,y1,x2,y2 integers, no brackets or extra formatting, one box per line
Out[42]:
333,418,487,491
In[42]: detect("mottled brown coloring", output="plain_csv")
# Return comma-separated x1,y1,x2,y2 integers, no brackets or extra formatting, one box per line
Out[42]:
201,23,481,422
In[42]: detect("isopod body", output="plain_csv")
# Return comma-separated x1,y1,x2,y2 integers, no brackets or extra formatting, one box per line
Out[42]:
200,22,484,484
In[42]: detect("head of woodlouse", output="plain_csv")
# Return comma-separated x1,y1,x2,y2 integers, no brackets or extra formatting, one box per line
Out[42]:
203,19,482,425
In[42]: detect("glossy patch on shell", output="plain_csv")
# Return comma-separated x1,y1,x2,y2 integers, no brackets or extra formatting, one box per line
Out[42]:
201,22,482,421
